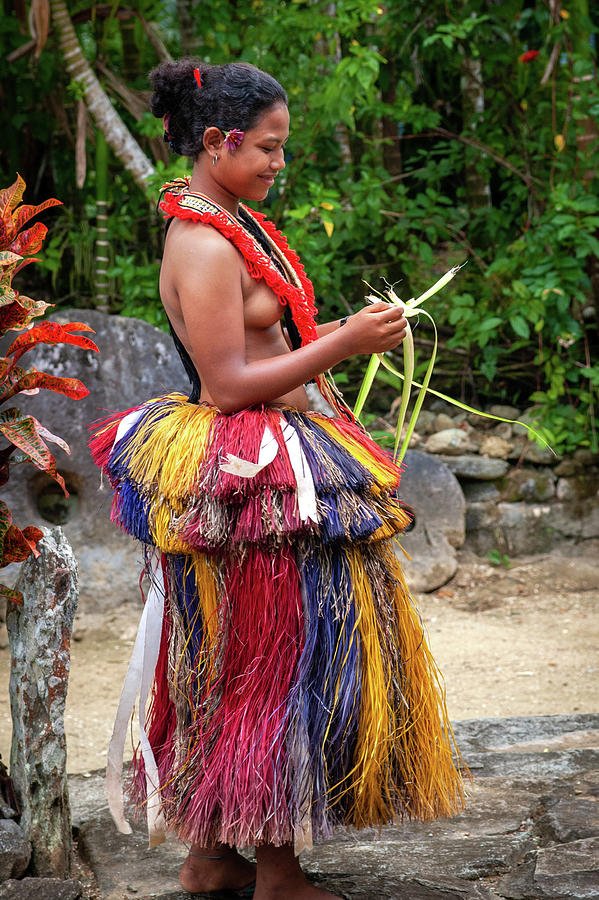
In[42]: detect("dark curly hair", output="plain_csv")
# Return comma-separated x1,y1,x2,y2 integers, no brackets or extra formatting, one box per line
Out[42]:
149,59,288,158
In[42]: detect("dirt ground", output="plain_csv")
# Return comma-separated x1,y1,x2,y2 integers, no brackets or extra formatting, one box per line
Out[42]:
0,545,597,775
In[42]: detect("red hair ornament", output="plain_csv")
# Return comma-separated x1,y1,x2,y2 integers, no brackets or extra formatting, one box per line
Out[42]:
194,67,202,88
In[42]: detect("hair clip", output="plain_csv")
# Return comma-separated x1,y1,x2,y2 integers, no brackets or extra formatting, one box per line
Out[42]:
193,68,202,89
223,129,245,151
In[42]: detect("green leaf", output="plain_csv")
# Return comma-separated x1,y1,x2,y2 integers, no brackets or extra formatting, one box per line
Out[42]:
510,315,530,339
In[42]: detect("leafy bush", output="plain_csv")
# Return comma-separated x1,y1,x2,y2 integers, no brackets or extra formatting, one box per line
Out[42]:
0,176,98,604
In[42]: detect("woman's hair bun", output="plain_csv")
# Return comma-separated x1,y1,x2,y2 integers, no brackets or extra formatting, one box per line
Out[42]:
149,58,287,158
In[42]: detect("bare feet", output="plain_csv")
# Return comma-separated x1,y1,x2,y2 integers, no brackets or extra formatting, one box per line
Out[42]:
253,883,341,900
253,844,342,900
179,843,256,894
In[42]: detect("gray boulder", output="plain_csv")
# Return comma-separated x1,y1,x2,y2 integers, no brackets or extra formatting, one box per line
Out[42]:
465,500,599,555
424,428,475,455
398,450,466,591
0,821,30,881
438,455,510,480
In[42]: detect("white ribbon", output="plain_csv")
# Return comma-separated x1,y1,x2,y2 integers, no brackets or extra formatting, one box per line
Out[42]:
114,407,146,447
106,551,166,848
219,424,279,477
280,420,319,524
219,418,319,524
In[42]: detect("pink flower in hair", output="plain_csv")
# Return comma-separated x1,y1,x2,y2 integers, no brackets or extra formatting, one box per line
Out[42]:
223,129,245,151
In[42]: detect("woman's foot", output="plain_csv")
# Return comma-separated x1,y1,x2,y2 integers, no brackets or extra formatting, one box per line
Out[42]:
253,883,341,900
253,844,342,900
179,843,256,894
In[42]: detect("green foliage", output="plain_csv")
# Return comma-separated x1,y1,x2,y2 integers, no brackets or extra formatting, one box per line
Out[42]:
487,549,511,568
1,0,598,452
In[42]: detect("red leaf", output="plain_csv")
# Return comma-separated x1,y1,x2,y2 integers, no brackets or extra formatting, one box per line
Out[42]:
0,583,23,606
0,499,12,547
0,175,25,221
3,524,40,563
11,256,39,277
36,422,70,456
9,222,48,257
13,198,62,235
12,293,51,315
0,252,22,300
0,302,36,334
56,321,96,334
0,173,60,258
22,525,44,555
0,367,89,403
0,362,29,401
6,321,99,363
0,409,67,493
0,298,49,337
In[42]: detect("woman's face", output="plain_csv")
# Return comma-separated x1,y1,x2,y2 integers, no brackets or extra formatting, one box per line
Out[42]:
215,102,289,202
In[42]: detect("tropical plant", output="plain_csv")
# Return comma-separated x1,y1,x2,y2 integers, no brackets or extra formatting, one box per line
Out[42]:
0,175,98,606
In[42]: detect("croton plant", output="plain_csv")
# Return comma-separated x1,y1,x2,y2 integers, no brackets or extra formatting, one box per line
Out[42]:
0,175,98,606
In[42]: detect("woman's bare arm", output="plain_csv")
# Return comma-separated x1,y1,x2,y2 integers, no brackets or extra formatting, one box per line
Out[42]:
315,319,345,338
168,228,407,414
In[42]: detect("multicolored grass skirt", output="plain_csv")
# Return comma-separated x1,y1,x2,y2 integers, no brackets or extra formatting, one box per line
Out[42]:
90,392,464,850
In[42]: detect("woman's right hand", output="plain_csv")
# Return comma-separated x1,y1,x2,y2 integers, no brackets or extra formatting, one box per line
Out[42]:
342,301,408,355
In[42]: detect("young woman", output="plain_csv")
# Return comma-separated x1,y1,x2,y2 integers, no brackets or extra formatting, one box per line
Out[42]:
91,59,464,900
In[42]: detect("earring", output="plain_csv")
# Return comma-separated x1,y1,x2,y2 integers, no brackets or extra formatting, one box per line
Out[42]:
212,153,218,167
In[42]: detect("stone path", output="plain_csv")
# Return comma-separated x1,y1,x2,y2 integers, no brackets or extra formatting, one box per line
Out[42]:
63,714,599,900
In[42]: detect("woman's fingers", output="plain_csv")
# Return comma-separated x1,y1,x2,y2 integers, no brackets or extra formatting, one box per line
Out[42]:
343,302,408,353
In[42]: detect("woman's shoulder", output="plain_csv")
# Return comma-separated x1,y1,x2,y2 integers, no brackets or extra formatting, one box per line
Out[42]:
165,215,241,266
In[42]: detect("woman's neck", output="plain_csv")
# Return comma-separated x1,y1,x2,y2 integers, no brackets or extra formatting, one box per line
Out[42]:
189,160,240,217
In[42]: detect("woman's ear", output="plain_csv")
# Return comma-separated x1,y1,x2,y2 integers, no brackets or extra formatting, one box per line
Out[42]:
203,127,224,163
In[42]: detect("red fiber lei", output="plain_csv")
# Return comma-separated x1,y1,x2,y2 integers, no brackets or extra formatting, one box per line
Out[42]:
159,181,318,346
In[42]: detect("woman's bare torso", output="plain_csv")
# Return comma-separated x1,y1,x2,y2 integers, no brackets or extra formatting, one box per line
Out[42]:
160,217,309,411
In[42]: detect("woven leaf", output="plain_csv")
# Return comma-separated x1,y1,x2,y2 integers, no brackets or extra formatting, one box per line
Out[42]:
6,321,99,364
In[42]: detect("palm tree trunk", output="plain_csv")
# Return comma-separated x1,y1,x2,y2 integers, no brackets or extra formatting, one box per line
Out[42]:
177,0,196,56
460,52,491,209
94,131,111,311
49,0,154,193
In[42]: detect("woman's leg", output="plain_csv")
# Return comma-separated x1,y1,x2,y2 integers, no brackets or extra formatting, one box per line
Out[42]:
179,842,256,893
253,844,342,900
